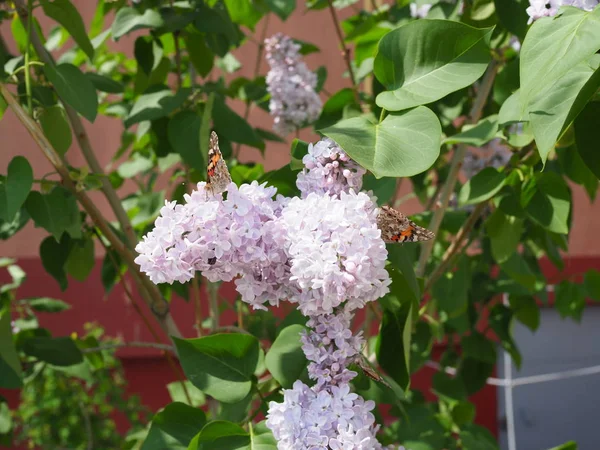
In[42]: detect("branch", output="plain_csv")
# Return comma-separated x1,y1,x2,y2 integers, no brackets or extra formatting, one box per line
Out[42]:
82,341,175,353
0,83,181,339
14,0,138,251
326,0,360,104
416,59,499,277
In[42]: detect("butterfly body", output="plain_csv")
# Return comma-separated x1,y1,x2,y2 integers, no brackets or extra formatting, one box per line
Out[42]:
206,131,232,197
377,205,435,244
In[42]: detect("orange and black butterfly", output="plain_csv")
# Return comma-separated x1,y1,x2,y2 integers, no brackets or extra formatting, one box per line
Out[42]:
377,206,435,244
205,131,232,197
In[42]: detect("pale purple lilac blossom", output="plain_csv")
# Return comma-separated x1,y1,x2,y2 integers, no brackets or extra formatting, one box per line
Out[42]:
265,33,322,136
526,0,599,23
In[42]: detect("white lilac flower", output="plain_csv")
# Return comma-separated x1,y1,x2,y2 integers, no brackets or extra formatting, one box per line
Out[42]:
266,379,384,450
296,138,366,198
265,33,323,136
526,0,598,23
278,191,390,316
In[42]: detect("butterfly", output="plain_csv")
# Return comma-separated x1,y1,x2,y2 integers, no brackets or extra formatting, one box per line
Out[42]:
377,205,435,244
206,131,232,197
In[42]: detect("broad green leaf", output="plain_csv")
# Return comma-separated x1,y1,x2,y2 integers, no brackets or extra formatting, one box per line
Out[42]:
574,101,600,179
168,111,203,172
489,304,521,369
387,245,420,300
460,424,499,450
40,235,70,290
189,421,249,450
500,252,544,292
521,172,571,234
265,324,307,389
432,371,467,401
223,0,262,30
432,255,470,317
485,208,523,263
363,174,396,205
25,297,70,313
22,336,83,366
443,115,499,146
509,295,540,331
167,381,206,407
258,165,300,197
557,146,598,201
0,310,22,388
493,0,528,39
44,63,98,122
40,0,94,60
135,36,164,75
555,281,586,321
0,401,11,435
125,87,190,128
520,7,600,120
461,333,496,365
112,7,164,40
142,402,206,450
245,422,277,450
0,156,33,222
216,53,241,74
186,34,214,77
217,391,253,423
320,108,441,178
65,237,95,281
266,0,296,20
85,72,125,94
584,269,600,301
529,56,600,164
548,442,578,450
213,99,264,151
174,333,260,403
374,20,493,111
39,105,72,156
25,186,82,241
458,167,506,206
118,153,154,178
313,88,360,130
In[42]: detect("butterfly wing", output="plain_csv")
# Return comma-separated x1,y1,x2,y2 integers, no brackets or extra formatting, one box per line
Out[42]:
377,205,435,243
206,131,232,196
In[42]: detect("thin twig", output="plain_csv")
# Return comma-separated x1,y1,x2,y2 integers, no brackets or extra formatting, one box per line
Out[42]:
78,400,93,450
82,341,175,353
326,0,360,104
416,60,499,277
234,14,270,159
14,0,138,252
23,0,32,113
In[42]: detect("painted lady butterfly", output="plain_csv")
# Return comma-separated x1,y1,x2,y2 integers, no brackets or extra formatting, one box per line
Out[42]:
206,131,232,197
377,205,435,244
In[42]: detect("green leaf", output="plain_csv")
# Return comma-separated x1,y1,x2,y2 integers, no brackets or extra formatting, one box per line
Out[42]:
314,88,359,130
0,94,7,121
0,156,33,222
574,100,600,179
168,111,203,172
443,115,499,146
458,167,506,206
186,34,214,77
461,333,496,365
529,56,600,164
167,381,206,407
189,421,249,450
199,93,215,171
246,422,277,450
499,252,543,292
547,442,578,450
485,208,523,263
0,310,22,388
39,105,72,156
374,21,493,111
265,324,307,389
432,371,466,401
460,424,499,450
135,36,164,75
125,87,190,128
320,108,441,178
22,336,83,366
174,333,260,403
386,245,420,300
40,235,70,290
65,237,95,281
44,63,98,122
25,297,71,313
223,0,262,30
555,281,586,321
266,0,296,20
142,402,206,450
112,7,164,40
432,255,470,317
493,0,528,40
258,165,300,197
509,295,540,331
363,174,396,205
213,99,264,151
584,269,600,301
521,172,571,235
489,304,521,369
557,146,598,201
520,7,600,121
85,72,125,93
40,0,94,60
25,186,82,241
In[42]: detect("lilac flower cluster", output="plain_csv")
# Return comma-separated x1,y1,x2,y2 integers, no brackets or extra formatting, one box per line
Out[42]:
265,33,323,136
526,0,599,22
297,138,366,198
136,137,394,448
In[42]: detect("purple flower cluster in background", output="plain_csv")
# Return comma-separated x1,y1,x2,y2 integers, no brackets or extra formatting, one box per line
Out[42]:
526,0,599,22
265,33,323,136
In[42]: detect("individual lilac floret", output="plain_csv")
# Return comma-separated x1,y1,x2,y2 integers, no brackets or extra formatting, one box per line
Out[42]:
526,0,598,23
301,310,364,389
462,139,512,180
279,191,390,316
296,138,366,198
135,181,292,308
266,380,384,450
265,33,322,136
